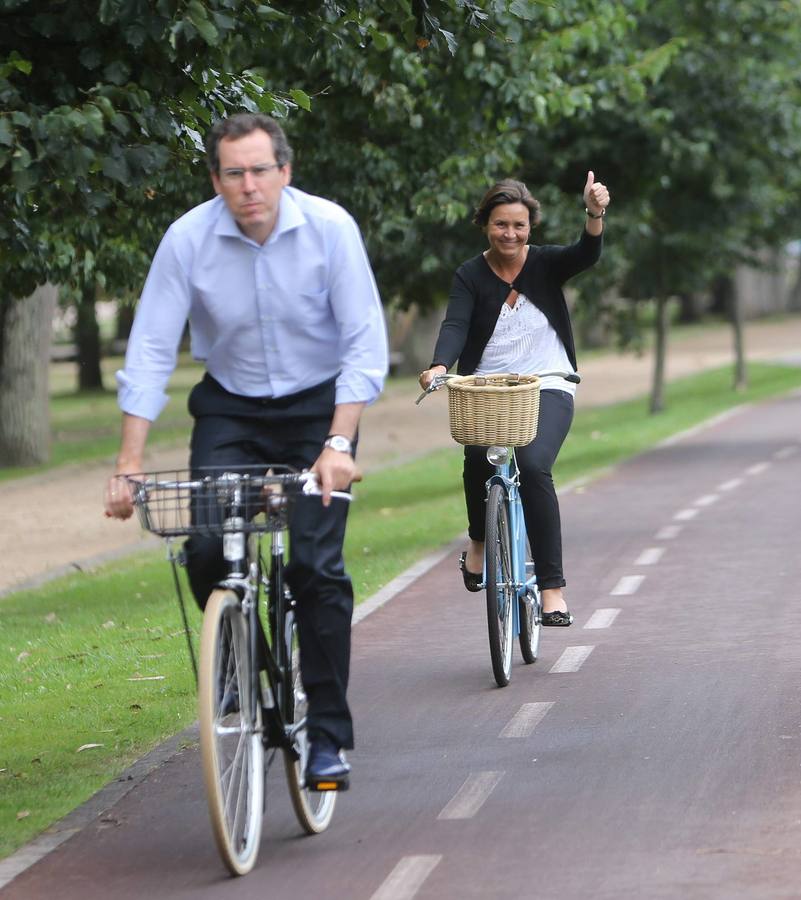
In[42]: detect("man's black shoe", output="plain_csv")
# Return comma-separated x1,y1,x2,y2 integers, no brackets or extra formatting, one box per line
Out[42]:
305,735,350,792
219,684,240,716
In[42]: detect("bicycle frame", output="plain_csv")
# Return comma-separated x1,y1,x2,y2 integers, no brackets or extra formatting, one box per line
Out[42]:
484,448,537,637
214,486,297,756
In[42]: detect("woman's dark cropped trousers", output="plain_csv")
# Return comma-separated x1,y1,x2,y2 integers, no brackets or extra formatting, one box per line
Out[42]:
182,374,355,750
462,389,574,591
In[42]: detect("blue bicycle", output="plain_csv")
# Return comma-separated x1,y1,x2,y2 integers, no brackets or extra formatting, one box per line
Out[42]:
418,371,579,686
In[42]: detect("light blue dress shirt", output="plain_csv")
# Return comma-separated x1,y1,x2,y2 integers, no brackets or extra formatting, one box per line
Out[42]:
117,186,388,421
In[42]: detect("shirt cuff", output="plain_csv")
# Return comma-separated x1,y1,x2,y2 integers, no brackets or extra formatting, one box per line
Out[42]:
335,368,386,407
116,370,170,422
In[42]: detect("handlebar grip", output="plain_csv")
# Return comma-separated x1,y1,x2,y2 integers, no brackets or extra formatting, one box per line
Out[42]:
300,472,353,502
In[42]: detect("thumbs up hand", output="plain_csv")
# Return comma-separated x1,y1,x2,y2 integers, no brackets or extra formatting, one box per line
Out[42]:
583,170,610,217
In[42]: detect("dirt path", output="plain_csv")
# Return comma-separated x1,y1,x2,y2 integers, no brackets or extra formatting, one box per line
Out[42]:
1,317,799,597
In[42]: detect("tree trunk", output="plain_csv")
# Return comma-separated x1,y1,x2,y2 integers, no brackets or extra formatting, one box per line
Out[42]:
115,295,136,341
0,284,57,467
649,294,669,414
787,259,801,312
727,275,748,391
74,281,104,390
677,291,706,324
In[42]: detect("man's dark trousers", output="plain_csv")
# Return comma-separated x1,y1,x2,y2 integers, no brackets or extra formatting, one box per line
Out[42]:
183,373,355,750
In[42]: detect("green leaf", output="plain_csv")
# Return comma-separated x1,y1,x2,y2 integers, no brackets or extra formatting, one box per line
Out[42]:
440,29,457,56
79,47,103,70
104,61,131,85
2,52,33,76
369,26,390,51
186,1,220,46
101,155,131,185
289,89,311,111
123,24,148,49
255,5,289,21
0,118,13,146
211,12,236,31
98,0,121,25
508,0,538,22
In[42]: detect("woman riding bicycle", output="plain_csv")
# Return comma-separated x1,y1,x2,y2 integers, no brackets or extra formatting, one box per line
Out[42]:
418,174,610,626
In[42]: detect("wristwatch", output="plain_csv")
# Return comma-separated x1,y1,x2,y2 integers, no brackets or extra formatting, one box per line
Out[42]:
323,434,354,455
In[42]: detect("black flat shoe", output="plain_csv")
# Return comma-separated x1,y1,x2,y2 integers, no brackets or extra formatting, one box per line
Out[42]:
459,552,482,592
541,609,573,626
305,735,351,792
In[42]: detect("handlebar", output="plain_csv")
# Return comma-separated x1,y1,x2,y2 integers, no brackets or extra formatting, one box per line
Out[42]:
415,373,455,404
123,467,352,539
416,370,580,404
299,471,352,502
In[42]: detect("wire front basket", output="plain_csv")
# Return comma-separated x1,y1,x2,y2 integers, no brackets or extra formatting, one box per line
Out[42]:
446,373,541,447
124,466,305,538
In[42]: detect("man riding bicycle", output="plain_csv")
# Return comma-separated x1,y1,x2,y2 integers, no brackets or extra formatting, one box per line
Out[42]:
104,112,388,788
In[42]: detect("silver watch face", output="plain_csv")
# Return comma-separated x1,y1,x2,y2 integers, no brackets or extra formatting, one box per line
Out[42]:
326,435,352,453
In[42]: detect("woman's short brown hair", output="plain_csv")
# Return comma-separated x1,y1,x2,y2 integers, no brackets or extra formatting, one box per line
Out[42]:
472,179,541,228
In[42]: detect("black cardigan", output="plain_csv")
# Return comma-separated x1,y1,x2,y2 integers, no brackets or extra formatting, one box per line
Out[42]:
430,229,602,375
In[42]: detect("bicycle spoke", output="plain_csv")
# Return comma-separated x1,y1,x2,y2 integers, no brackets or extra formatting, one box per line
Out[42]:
199,590,265,875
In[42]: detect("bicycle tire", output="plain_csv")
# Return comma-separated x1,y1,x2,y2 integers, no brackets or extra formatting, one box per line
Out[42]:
282,611,337,833
517,568,542,665
485,483,515,687
198,589,265,876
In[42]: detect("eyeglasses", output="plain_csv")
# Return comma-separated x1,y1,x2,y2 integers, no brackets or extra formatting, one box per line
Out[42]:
219,163,283,184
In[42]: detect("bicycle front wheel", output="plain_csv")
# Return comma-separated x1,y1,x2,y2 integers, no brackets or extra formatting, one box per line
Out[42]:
198,589,265,876
282,611,337,833
485,483,515,687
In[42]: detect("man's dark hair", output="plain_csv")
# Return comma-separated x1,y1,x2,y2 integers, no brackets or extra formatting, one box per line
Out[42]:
472,179,541,228
205,113,294,173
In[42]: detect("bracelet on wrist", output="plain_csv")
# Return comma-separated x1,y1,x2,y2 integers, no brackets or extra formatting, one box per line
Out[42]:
585,207,605,220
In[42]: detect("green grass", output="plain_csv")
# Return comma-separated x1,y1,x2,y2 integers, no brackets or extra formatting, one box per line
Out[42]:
0,556,200,857
1,361,801,858
0,355,204,483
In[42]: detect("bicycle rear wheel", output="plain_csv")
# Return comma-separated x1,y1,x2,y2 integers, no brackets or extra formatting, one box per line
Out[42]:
485,483,515,687
282,610,337,833
519,546,541,663
198,589,264,876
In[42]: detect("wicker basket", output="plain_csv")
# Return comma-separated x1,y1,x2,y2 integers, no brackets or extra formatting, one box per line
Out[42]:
446,373,541,446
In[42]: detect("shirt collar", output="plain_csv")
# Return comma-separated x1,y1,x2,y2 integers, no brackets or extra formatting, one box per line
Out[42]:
212,189,307,246
268,187,306,245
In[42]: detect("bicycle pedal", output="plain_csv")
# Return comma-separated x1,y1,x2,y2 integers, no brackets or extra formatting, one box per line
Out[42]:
307,776,349,792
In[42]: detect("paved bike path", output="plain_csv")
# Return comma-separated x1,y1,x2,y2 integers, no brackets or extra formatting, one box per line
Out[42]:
3,390,801,898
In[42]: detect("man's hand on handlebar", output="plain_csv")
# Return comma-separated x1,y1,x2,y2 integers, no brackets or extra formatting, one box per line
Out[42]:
311,449,361,507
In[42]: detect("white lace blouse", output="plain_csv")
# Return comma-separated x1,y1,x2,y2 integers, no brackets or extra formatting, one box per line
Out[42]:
474,293,576,395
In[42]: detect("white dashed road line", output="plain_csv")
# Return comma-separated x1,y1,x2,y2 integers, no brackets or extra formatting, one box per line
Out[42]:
611,575,644,596
634,547,665,566
746,461,771,476
549,645,595,674
499,702,555,738
718,477,743,491
774,445,798,460
371,856,442,900
674,508,699,521
584,608,621,630
694,494,719,507
438,771,504,820
656,524,682,540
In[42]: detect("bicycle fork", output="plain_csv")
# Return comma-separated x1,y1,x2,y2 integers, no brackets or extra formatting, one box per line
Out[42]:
487,463,538,637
